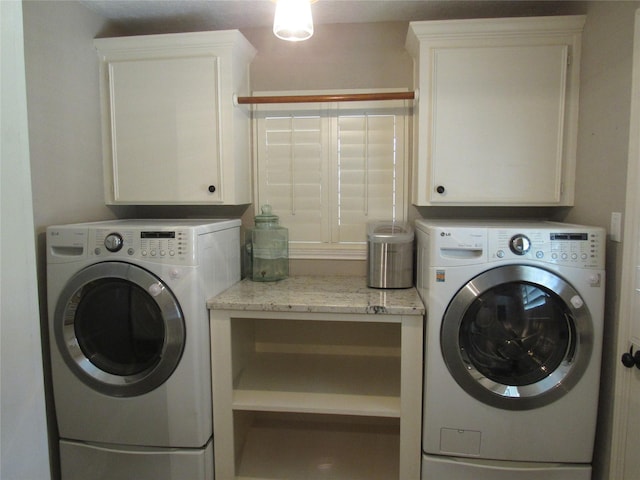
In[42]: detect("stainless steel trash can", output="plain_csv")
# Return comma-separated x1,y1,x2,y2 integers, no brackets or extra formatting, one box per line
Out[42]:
367,221,414,288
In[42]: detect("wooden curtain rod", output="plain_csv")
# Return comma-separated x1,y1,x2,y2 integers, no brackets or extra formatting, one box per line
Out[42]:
234,91,416,105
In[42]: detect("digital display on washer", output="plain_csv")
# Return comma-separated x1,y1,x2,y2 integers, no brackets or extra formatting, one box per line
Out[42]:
140,231,176,239
550,233,588,241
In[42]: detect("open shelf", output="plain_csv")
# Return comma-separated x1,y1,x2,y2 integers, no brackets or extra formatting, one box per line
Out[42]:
233,352,401,417
234,413,400,480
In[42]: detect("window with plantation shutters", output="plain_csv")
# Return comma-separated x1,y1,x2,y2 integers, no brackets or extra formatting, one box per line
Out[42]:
254,92,408,259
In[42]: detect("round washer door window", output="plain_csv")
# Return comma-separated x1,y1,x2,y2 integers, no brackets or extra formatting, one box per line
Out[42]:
441,265,593,410
54,262,185,397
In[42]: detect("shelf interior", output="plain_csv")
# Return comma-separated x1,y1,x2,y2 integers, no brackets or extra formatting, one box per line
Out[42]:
233,352,400,416
230,318,402,416
234,412,400,480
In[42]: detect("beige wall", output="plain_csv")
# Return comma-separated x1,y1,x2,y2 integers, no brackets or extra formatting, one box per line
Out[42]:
243,22,413,92
22,2,126,477
1,1,51,478
23,0,130,231
564,3,639,479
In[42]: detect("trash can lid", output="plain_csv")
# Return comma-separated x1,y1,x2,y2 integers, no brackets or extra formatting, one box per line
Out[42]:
367,221,414,243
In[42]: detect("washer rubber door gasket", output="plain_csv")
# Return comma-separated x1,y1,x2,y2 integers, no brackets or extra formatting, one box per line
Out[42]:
441,264,593,410
54,261,185,397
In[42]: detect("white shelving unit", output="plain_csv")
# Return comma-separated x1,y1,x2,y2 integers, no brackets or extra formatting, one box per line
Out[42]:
208,277,424,480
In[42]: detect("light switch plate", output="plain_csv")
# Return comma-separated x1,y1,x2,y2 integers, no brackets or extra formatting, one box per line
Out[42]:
611,212,622,242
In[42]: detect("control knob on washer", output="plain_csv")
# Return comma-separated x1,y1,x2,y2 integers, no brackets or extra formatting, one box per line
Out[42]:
509,234,531,256
104,233,124,252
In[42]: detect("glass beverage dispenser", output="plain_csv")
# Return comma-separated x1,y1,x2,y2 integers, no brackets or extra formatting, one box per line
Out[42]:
246,205,289,281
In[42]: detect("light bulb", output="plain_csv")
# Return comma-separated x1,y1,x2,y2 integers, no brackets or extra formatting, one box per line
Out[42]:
273,0,314,42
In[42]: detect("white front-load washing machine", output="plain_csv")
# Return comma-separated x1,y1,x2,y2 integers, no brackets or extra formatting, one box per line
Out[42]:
415,220,605,480
46,219,240,480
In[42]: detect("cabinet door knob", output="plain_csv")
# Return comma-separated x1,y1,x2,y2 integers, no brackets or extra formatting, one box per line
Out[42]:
621,346,640,369
435,185,446,194
208,185,216,193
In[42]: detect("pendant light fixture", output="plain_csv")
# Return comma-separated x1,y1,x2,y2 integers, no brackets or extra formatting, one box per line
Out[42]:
273,0,314,42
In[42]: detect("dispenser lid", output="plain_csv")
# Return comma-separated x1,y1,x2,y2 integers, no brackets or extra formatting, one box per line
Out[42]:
367,221,414,243
254,204,279,225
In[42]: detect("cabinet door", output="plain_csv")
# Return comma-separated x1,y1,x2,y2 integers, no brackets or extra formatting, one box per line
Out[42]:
107,56,221,203
429,44,568,204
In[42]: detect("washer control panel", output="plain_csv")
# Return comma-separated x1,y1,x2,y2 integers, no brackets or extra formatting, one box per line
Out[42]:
90,228,196,265
489,228,604,269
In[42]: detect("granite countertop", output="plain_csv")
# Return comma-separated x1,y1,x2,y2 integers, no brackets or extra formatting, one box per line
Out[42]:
207,276,425,316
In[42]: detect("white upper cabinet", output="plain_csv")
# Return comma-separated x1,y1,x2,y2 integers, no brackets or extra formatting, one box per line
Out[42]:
95,31,256,205
406,16,585,206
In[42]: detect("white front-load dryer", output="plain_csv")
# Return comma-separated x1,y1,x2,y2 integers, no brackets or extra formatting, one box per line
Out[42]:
46,219,240,480
415,220,605,480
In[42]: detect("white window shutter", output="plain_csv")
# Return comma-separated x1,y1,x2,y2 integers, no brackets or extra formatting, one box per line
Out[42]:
257,113,330,245
254,93,408,258
336,113,405,244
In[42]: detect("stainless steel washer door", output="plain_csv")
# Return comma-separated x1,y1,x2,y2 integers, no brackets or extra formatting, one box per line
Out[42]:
54,262,185,397
441,265,593,410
